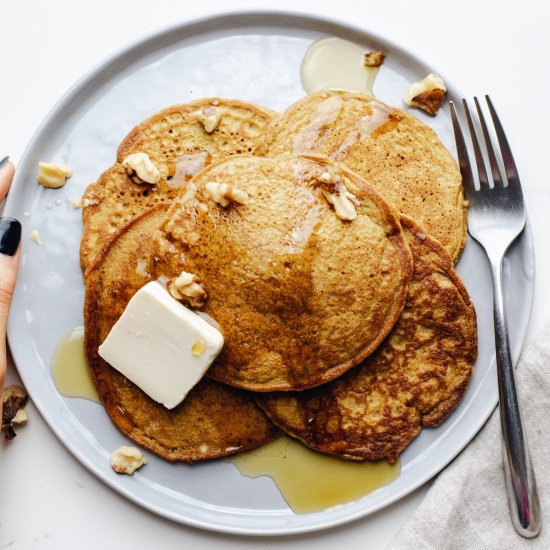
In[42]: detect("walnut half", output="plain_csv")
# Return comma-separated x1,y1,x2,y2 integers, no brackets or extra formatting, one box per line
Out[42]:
168,271,208,309
403,74,447,116
315,171,359,221
2,385,28,441
121,152,161,184
37,162,72,189
205,182,249,207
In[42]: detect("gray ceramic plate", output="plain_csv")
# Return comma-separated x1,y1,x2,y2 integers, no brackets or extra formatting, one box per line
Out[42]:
5,11,535,535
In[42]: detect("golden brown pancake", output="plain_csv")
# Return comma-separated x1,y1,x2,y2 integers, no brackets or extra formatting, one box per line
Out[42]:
84,204,278,462
155,154,413,392
257,216,477,463
256,91,467,261
80,98,275,271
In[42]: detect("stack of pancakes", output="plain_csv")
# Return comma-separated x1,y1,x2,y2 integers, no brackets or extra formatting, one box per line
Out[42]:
82,92,477,464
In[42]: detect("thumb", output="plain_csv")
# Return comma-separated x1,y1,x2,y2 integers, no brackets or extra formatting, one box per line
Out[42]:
0,217,21,391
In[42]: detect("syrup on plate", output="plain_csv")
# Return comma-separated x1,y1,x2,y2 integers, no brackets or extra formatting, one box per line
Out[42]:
51,326,100,403
229,435,399,513
300,37,380,96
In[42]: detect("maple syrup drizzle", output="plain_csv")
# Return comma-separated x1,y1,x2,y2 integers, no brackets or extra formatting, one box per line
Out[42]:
51,326,100,403
300,37,379,96
229,435,399,513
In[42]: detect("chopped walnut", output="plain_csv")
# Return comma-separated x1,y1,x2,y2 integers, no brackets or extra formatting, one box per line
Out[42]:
83,197,100,207
37,162,72,189
30,229,42,245
201,106,221,133
2,385,28,441
364,50,385,67
135,259,150,278
205,182,249,207
168,271,208,309
322,188,358,221
110,446,147,475
410,89,446,116
404,74,447,116
314,171,359,221
121,152,161,184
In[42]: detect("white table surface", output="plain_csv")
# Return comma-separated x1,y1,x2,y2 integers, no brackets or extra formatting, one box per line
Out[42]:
1,1,549,548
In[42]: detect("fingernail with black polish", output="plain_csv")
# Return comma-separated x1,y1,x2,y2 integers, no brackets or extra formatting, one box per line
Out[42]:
0,156,9,169
0,217,22,256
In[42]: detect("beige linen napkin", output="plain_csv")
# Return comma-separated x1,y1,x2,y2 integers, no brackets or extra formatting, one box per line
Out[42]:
388,321,550,550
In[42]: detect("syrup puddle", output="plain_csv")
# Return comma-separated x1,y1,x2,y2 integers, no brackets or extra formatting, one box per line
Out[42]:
228,436,399,513
300,37,380,96
51,326,100,403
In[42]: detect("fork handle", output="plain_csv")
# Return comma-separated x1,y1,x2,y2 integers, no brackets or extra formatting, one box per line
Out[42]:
490,258,541,538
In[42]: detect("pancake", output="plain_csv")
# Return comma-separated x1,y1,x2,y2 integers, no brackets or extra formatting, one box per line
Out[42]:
154,154,413,392
80,98,275,271
257,215,477,463
84,204,278,462
255,91,467,261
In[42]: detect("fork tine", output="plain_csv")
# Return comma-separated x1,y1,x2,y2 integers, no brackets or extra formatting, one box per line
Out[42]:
474,97,503,187
450,101,475,194
485,95,521,189
462,98,491,188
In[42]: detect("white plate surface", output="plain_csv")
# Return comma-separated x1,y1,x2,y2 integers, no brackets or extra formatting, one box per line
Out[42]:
5,11,535,536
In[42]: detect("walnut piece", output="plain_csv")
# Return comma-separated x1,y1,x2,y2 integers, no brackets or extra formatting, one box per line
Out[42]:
30,229,42,245
315,171,359,221
2,385,28,441
37,162,72,189
135,259,150,278
404,74,447,116
364,50,385,67
205,182,249,207
121,152,161,184
83,196,100,207
201,106,222,133
110,446,147,475
168,271,208,309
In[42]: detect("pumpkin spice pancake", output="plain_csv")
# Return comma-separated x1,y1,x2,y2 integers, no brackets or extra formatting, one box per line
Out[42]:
84,205,278,462
255,91,467,261
258,216,477,463
80,98,275,271
154,154,413,392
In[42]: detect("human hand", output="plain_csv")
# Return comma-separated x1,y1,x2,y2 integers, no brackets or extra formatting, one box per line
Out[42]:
0,156,21,392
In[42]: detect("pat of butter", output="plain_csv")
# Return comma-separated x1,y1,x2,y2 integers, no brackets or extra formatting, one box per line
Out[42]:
98,281,223,409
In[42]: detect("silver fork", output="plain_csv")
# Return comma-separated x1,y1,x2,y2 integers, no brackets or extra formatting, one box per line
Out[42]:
450,96,541,538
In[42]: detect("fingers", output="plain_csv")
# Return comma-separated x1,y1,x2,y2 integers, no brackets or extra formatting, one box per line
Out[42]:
0,159,21,391
0,238,20,391
0,157,15,203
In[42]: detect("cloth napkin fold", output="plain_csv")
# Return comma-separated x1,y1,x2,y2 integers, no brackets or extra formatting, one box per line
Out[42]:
388,321,550,550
